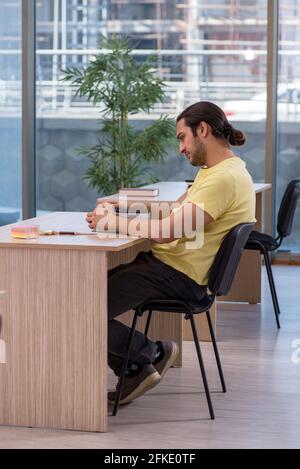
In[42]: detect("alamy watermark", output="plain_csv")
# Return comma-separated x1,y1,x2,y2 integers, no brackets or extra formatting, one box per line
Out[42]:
291,339,300,365
95,198,205,250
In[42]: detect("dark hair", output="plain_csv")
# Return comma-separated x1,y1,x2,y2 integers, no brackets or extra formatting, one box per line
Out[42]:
177,101,246,146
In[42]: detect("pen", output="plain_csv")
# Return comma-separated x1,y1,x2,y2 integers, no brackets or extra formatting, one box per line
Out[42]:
40,230,98,236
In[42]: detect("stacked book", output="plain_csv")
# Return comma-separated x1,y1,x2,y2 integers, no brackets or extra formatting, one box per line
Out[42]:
118,188,159,198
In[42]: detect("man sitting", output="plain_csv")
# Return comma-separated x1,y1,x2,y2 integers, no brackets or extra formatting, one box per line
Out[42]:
86,101,256,405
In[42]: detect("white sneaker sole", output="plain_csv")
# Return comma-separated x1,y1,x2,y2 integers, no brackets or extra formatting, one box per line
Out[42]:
157,342,179,378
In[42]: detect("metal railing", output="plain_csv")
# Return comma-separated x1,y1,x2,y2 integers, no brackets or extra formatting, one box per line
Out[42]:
0,46,269,117
1,78,267,117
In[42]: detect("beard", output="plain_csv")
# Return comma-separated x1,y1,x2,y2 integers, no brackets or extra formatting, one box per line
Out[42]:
190,138,207,167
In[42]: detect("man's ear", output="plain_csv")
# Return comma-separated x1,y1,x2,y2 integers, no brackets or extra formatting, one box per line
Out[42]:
197,121,209,138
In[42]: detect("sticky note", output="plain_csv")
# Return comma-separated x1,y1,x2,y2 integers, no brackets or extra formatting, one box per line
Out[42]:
11,225,39,239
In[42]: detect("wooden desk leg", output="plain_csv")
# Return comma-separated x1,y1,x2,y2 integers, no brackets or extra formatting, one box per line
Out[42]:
218,192,262,304
0,247,107,432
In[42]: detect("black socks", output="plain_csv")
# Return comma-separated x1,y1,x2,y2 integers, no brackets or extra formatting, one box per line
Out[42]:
125,341,164,376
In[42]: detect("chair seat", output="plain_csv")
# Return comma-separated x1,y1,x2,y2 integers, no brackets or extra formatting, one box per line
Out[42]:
245,230,278,251
136,294,213,315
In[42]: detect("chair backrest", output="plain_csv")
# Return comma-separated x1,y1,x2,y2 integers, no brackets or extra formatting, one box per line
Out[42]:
208,223,254,297
277,179,300,239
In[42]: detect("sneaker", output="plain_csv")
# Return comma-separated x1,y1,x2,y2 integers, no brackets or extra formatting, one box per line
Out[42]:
153,341,179,378
108,364,161,405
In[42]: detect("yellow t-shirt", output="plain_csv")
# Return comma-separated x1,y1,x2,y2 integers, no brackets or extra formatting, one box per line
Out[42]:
151,157,256,285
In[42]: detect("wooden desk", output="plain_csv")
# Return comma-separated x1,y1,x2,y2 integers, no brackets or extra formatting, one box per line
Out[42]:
0,212,181,432
0,183,270,431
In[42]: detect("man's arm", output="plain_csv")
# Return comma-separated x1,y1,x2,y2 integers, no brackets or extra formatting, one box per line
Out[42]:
176,190,188,205
105,202,212,243
86,200,213,242
139,202,213,243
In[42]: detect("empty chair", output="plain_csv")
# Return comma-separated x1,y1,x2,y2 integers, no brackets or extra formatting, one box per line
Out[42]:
113,222,254,420
245,179,300,328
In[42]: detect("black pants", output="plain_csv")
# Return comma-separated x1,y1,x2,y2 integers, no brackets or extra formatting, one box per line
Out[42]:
108,251,206,376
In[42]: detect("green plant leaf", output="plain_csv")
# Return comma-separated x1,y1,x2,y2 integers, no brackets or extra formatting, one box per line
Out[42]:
62,35,176,195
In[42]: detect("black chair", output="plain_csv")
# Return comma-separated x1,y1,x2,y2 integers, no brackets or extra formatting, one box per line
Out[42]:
113,222,254,420
245,180,300,329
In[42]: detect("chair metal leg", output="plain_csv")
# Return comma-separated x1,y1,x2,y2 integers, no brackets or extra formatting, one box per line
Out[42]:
112,311,139,416
144,310,152,337
266,252,281,316
189,313,215,420
262,249,281,329
206,310,226,393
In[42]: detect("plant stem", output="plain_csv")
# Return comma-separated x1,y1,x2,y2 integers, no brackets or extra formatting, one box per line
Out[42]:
111,110,117,187
119,100,127,188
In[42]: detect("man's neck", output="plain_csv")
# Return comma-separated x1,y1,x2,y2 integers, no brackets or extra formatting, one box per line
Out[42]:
204,146,235,168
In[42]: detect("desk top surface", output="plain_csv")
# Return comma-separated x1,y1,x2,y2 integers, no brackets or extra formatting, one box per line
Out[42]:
0,181,271,251
103,181,271,203
0,211,143,251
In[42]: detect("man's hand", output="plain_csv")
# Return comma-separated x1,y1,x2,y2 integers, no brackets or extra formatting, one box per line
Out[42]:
86,203,119,232
86,209,101,230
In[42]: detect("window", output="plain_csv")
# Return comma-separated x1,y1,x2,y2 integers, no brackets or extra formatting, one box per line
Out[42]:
35,1,268,213
0,0,22,226
276,0,300,253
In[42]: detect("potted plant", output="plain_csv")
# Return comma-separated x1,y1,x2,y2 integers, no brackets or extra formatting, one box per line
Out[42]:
62,35,176,195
